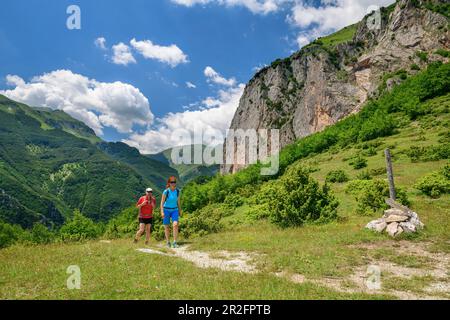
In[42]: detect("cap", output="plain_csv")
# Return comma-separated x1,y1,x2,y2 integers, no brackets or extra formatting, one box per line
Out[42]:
146,188,153,192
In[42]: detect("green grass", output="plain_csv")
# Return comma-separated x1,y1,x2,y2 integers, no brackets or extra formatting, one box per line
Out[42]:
0,239,392,300
319,24,358,49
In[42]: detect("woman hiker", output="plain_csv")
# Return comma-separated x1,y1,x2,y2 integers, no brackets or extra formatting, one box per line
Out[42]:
134,188,156,245
160,176,182,248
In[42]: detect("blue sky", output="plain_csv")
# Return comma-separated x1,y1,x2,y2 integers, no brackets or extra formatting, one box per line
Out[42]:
0,0,394,153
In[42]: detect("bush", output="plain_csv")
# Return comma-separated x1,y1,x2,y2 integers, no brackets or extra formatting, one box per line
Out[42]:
30,223,55,244
0,221,26,248
60,210,102,241
254,165,339,228
350,156,368,169
223,194,244,209
414,165,450,198
326,170,349,183
356,170,372,180
346,179,410,215
180,204,225,238
406,144,450,162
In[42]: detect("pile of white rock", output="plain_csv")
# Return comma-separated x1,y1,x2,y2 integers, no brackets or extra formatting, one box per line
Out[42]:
366,200,424,237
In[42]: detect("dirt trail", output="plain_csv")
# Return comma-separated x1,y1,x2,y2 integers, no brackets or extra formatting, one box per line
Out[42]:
137,246,259,273
137,241,449,300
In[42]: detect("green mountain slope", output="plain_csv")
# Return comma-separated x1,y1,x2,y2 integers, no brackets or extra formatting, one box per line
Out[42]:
0,95,166,227
146,145,219,185
98,141,179,192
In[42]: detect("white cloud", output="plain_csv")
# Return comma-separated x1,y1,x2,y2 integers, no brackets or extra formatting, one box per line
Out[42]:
289,0,395,47
0,70,153,135
186,81,197,89
112,42,136,66
123,68,244,154
204,66,236,87
5,75,25,87
171,0,285,15
130,38,189,67
94,37,107,50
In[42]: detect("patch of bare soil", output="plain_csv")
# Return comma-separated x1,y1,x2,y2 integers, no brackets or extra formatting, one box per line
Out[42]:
137,245,259,273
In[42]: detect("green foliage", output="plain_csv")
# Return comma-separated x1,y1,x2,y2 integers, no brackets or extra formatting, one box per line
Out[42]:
414,164,450,198
411,64,421,71
252,165,338,228
415,51,428,63
60,210,102,242
0,221,26,248
326,170,349,183
30,223,55,244
180,204,227,238
350,156,368,170
223,194,245,209
423,1,450,18
346,179,410,215
356,170,372,180
405,143,450,162
435,49,450,58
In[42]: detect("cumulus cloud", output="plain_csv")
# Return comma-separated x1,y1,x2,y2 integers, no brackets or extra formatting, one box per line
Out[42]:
112,42,136,66
289,0,395,47
204,66,236,87
130,38,189,67
186,81,197,89
171,0,285,15
94,37,107,50
0,70,153,135
123,68,244,154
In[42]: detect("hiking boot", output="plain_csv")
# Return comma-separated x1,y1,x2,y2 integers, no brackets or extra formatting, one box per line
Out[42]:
172,242,179,248
167,242,172,248
145,240,149,245
133,238,138,244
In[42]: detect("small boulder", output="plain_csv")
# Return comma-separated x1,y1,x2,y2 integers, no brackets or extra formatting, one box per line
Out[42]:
386,222,399,237
385,215,409,223
366,218,387,233
384,208,408,218
410,217,424,229
399,222,416,233
396,225,404,236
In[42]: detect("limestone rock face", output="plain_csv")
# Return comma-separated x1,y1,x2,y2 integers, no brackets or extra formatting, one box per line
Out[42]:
222,0,449,174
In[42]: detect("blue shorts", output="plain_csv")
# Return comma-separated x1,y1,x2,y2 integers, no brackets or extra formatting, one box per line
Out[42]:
163,209,179,225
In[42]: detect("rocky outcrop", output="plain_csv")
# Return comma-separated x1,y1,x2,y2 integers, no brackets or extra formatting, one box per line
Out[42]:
222,0,449,174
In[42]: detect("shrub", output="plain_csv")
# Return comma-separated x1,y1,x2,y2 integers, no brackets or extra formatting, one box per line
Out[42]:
223,194,244,209
414,166,450,198
346,179,409,215
0,221,26,248
180,204,225,238
356,170,372,180
326,170,349,183
60,210,102,241
406,144,450,162
350,156,368,169
254,165,339,228
30,223,55,244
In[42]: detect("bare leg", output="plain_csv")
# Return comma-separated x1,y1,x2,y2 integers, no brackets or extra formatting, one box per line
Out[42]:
135,223,145,242
145,224,151,244
173,222,179,243
164,225,170,243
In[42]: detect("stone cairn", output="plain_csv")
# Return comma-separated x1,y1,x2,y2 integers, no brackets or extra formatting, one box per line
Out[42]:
365,149,424,237
366,199,424,237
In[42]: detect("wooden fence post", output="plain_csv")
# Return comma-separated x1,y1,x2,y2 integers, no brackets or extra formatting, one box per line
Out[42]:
385,149,396,201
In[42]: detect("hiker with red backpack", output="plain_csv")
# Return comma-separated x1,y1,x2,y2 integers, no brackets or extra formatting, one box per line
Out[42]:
134,188,156,245
161,176,182,248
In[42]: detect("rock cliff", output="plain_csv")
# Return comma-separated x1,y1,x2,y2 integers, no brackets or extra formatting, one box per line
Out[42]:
222,0,449,174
